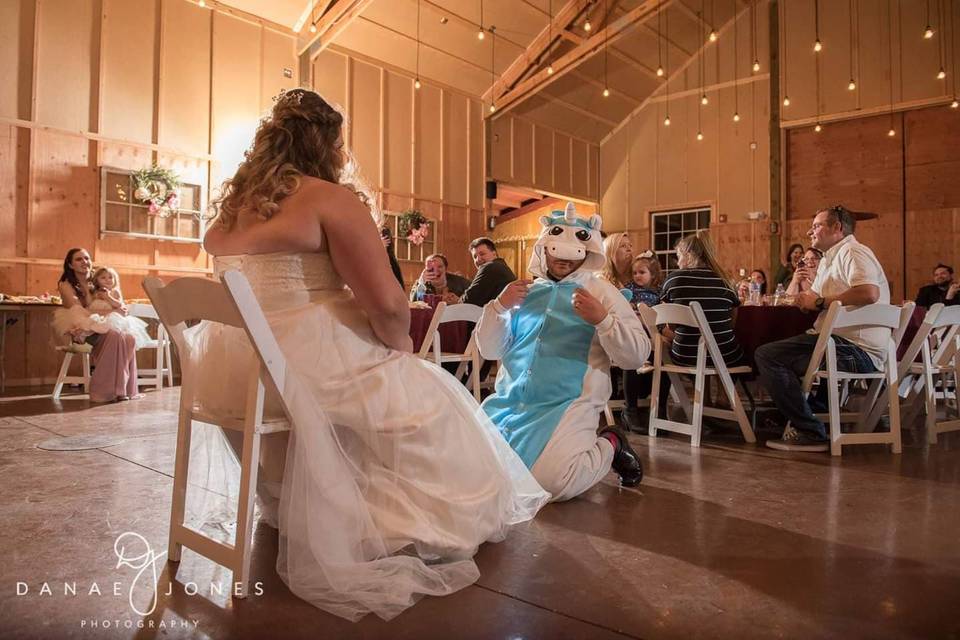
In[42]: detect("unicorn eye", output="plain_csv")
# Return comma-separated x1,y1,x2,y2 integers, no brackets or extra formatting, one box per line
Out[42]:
549,226,564,236
575,230,590,241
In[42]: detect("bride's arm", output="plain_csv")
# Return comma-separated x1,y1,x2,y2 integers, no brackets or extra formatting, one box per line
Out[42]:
320,187,413,353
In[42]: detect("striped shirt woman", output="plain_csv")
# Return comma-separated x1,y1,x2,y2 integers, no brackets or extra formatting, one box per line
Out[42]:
660,232,743,368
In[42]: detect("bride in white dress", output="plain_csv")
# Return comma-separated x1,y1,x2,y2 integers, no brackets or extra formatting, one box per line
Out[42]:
191,89,549,622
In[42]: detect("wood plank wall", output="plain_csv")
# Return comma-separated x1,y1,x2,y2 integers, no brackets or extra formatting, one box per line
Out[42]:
599,3,773,280
785,107,960,303
0,0,298,385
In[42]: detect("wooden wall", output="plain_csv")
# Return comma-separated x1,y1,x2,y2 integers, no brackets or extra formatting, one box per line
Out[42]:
599,3,773,277
0,0,297,385
785,106,960,303
310,46,488,284
489,113,600,203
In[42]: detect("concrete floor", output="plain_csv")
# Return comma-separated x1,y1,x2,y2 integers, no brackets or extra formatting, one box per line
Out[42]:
1,386,959,640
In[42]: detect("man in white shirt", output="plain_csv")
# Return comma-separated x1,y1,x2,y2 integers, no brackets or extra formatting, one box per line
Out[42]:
756,205,890,452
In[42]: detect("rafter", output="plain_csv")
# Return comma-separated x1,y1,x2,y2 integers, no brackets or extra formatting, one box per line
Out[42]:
538,92,621,127
559,28,659,80
298,0,375,56
488,0,662,114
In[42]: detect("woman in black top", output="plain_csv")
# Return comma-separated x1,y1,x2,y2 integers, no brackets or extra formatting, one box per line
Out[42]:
660,232,743,368
380,226,405,289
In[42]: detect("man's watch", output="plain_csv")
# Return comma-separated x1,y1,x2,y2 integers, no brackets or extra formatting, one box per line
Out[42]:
815,296,826,311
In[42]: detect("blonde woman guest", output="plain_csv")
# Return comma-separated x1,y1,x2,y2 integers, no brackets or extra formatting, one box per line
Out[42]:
600,232,634,288
55,248,139,402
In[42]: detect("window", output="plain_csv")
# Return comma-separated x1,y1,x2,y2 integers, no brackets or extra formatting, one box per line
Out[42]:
381,211,436,263
100,167,206,243
651,207,711,275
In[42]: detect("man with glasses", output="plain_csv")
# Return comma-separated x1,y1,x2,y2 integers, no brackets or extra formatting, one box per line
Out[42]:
756,205,890,452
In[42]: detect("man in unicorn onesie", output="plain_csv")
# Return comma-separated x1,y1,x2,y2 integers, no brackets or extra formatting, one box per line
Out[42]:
476,203,651,501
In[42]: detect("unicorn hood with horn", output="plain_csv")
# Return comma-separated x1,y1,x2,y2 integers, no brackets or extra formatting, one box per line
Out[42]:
475,202,651,502
528,202,605,281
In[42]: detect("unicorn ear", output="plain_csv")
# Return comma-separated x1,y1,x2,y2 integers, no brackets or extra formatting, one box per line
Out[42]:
564,202,576,222
539,215,553,227
588,214,602,231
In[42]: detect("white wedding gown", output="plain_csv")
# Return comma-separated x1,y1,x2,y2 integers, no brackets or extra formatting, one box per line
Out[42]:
181,250,549,621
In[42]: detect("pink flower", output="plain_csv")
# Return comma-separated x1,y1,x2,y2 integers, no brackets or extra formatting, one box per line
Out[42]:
148,202,160,215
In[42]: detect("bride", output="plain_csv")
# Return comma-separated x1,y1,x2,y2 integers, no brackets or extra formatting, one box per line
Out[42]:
191,88,549,622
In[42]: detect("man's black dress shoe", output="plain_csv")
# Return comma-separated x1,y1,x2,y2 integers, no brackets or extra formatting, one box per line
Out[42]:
598,426,644,487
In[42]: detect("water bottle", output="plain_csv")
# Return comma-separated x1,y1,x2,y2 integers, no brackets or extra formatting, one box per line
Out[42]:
414,281,426,302
749,280,761,306
774,283,785,306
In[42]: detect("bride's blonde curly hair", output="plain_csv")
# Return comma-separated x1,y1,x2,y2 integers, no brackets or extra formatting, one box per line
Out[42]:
212,88,377,230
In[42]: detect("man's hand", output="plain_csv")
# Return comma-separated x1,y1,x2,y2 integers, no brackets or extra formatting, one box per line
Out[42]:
796,289,820,311
497,280,531,309
572,288,607,325
947,282,959,300
442,291,461,305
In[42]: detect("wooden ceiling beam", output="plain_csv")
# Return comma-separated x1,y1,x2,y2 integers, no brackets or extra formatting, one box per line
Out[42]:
559,28,659,80
538,92,621,127
482,0,592,103
298,0,375,56
491,0,662,115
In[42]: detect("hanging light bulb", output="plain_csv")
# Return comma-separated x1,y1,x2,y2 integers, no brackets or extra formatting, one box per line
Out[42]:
753,60,760,72
924,25,934,39
733,112,740,122
656,66,664,77
952,99,959,108
783,96,791,106
937,68,946,79
478,28,485,40
198,0,205,6
701,94,709,105
664,115,671,126
414,78,421,89
888,127,896,137
696,131,704,141
584,18,592,31
814,123,822,132
309,22,316,33
709,30,718,42
603,87,610,97
489,103,496,113
814,39,822,52
547,65,554,75
848,79,857,91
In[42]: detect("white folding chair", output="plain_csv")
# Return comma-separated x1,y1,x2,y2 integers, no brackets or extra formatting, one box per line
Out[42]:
603,305,657,426
144,271,292,598
799,302,904,456
128,303,174,392
51,342,92,399
416,301,447,365
435,304,484,401
648,302,756,446
871,304,960,444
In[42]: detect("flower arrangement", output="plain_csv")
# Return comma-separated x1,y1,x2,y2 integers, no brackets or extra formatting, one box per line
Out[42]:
399,209,430,246
132,166,181,217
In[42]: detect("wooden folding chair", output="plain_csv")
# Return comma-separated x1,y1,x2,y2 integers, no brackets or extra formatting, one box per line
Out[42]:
144,270,292,598
799,302,904,456
648,302,756,446
51,343,92,399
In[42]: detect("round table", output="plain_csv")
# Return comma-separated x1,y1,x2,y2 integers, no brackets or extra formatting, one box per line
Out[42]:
734,305,816,367
409,306,470,354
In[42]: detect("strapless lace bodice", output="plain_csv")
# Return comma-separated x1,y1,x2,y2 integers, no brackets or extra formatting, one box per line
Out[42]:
213,252,344,308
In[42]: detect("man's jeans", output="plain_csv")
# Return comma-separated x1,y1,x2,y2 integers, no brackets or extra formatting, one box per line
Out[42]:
755,333,876,440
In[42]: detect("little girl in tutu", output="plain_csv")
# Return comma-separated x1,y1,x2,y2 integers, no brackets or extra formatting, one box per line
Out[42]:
88,267,152,348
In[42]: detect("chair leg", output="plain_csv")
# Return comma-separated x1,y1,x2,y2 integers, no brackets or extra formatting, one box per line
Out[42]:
233,428,261,598
52,353,73,400
691,369,706,448
155,343,164,392
725,376,756,443
889,378,902,454
827,344,843,456
82,354,91,393
167,410,194,563
470,352,481,402
165,341,174,387
924,364,938,444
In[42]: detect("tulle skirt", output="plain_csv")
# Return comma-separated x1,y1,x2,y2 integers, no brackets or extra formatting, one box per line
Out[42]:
181,288,548,621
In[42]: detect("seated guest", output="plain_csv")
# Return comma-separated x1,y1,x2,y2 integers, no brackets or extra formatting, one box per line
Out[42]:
379,226,405,289
600,233,634,288
737,269,768,299
757,205,889,452
660,231,744,368
462,237,516,307
477,204,650,499
915,263,960,308
774,243,805,287
621,252,671,434
410,253,470,303
785,247,823,296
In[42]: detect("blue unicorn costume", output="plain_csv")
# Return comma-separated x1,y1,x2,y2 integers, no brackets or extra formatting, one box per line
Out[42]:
476,204,650,501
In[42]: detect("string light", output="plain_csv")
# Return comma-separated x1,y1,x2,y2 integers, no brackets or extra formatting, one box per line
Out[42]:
489,26,496,112
815,123,822,132
708,0,717,41
888,127,896,136
198,0,205,6
847,0,857,93
938,68,947,79
545,0,554,76
952,99,959,108
602,0,609,96
701,94,708,105
697,131,704,141
547,65,554,75
924,0,934,38
584,18,592,31
657,66,664,77
814,39,822,52
779,0,787,105
814,0,821,52
415,79,421,89
848,79,856,90
710,30,717,42
663,4,670,127
415,0,421,90
664,115,671,125
309,22,316,33
478,0,485,39
783,96,791,106
656,0,665,78
603,88,610,97
733,112,740,122
753,60,760,72
751,0,760,72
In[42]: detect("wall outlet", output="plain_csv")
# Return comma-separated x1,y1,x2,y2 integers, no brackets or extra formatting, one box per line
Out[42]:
746,210,767,220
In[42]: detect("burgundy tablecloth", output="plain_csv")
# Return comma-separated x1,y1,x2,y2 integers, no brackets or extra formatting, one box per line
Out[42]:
409,307,470,354
735,305,817,367
897,305,926,361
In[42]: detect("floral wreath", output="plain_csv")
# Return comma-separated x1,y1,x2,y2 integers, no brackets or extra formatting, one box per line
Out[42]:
132,165,181,217
399,209,430,246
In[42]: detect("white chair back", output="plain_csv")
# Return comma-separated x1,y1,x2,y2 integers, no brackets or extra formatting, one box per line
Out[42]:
416,301,447,363
438,303,483,324
127,303,158,320
653,303,697,328
127,302,175,390
143,271,292,598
